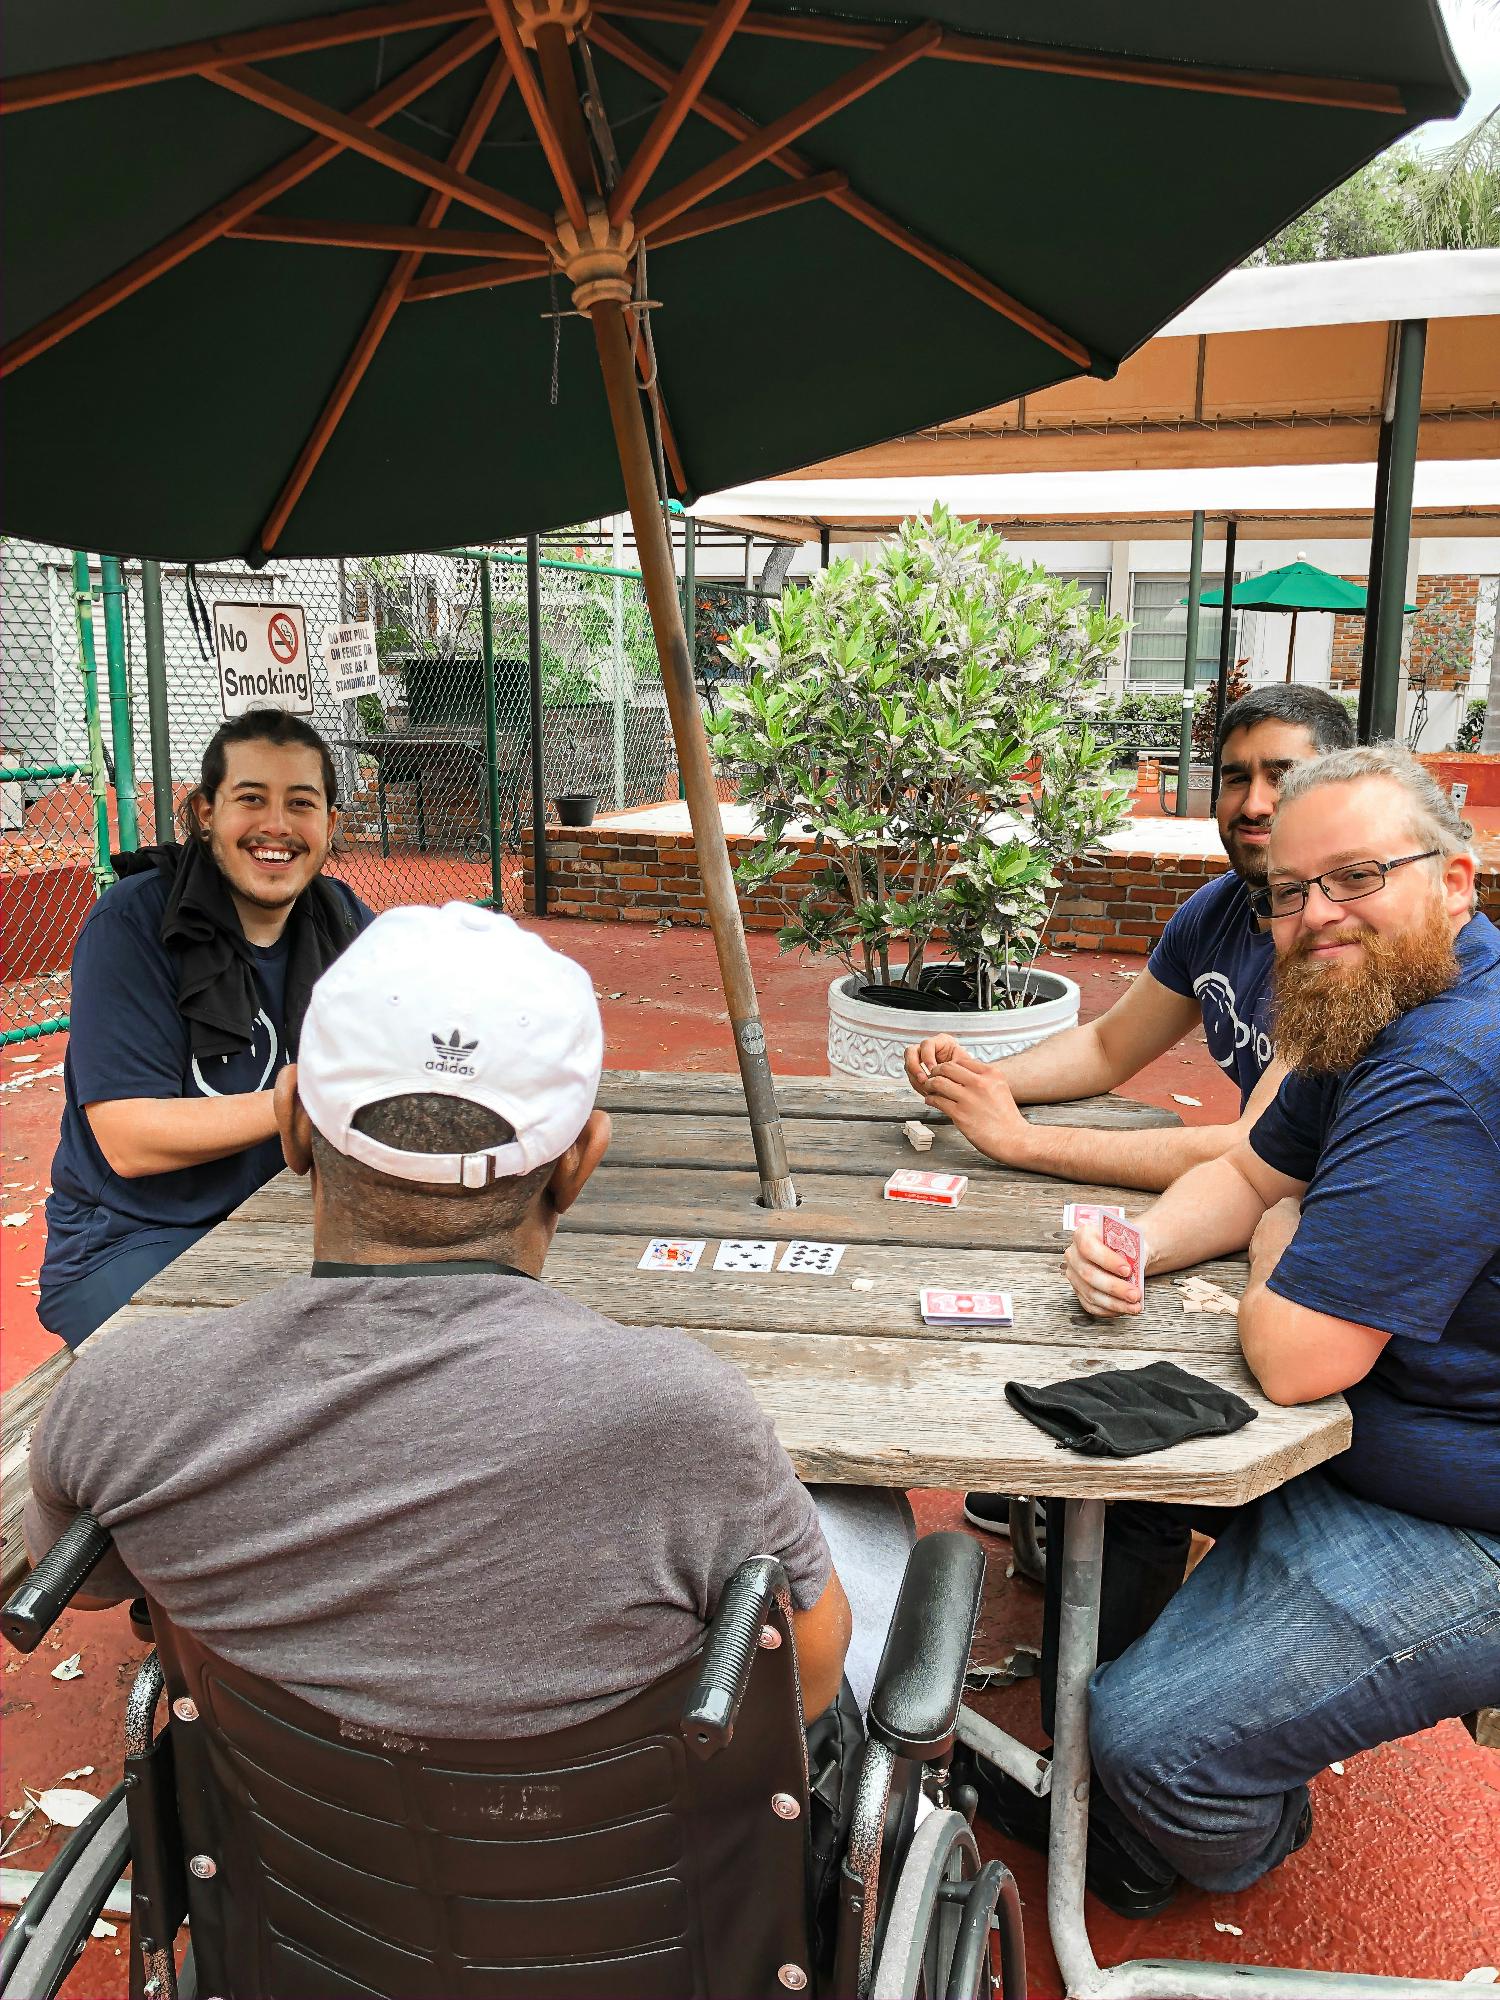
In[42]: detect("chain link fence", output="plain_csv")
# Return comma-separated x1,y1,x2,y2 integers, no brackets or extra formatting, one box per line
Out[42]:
0,536,730,1039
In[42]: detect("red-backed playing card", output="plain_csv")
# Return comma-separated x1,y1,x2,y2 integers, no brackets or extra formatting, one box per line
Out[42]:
1100,1212,1144,1288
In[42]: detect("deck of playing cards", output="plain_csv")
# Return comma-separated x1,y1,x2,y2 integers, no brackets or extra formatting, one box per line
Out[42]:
885,1169,968,1207
1062,1203,1127,1233
1101,1212,1145,1288
920,1287,1013,1327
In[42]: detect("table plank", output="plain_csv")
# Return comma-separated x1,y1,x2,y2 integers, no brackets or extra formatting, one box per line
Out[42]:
131,1218,1250,1353
235,1163,1186,1255
584,1109,1184,1179
596,1070,1177,1133
78,1306,1349,1506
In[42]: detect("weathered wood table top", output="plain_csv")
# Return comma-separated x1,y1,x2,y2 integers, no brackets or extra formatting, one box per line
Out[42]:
89,1072,1350,1516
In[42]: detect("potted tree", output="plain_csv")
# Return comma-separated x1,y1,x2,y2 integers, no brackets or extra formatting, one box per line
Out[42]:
710,508,1130,1087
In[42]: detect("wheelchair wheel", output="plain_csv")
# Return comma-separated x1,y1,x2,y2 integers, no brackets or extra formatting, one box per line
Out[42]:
871,1806,992,2000
0,1791,129,2000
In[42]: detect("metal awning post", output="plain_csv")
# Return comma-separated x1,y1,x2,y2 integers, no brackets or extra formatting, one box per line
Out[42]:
1363,318,1426,742
141,558,173,841
99,553,138,851
527,532,548,918
1209,518,1237,811
1175,508,1205,817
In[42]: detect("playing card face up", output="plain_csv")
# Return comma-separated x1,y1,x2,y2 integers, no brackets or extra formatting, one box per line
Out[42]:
777,1240,846,1275
1062,1203,1127,1233
919,1287,1013,1327
1100,1212,1144,1287
637,1238,706,1272
712,1239,777,1272
884,1170,969,1207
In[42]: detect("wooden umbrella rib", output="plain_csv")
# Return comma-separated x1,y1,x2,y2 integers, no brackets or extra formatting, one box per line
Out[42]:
404,258,551,299
608,0,754,223
592,19,1091,368
635,22,939,235
227,215,542,257
0,22,492,378
649,170,846,248
592,0,1408,115
0,0,489,113
208,62,554,241
259,51,512,555
481,1,589,230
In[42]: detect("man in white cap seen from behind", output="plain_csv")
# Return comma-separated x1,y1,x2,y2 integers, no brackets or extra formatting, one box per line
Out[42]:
27,903,910,1755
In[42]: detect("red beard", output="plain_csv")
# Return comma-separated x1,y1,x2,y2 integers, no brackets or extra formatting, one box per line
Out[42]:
1272,899,1459,1074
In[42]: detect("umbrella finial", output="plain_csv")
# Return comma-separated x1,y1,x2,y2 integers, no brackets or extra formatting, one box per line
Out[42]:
513,0,590,47
556,202,636,309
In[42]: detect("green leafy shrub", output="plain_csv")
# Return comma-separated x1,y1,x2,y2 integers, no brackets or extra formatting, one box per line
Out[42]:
1456,699,1487,752
709,507,1129,1009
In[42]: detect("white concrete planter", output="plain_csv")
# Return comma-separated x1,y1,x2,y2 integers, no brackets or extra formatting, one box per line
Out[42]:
827,967,1081,1091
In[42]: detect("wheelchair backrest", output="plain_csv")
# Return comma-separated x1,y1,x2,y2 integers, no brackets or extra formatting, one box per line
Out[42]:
148,1599,815,1998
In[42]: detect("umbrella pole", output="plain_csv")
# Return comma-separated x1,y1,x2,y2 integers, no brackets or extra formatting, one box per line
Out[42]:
590,301,796,1207
1284,608,1297,682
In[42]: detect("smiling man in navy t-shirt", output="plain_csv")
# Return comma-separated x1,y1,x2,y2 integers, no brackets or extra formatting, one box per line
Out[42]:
907,684,1357,1196
40,709,371,1349
1066,747,1500,1899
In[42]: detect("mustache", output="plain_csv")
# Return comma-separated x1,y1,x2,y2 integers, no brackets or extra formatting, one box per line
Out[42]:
1289,924,1366,957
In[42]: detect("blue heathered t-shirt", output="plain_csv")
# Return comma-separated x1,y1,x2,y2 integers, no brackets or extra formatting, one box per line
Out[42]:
1148,870,1273,1108
1249,912,1500,1534
40,869,370,1307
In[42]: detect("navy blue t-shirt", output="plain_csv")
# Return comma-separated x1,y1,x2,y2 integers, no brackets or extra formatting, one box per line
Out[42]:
41,869,369,1305
1249,912,1500,1534
1148,871,1272,1107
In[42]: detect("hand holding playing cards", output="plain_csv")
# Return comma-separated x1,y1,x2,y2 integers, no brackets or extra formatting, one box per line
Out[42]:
1064,1219,1146,1318
904,1048,1037,1167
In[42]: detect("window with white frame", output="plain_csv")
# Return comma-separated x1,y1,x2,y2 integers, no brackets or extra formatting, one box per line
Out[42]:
1127,575,1239,686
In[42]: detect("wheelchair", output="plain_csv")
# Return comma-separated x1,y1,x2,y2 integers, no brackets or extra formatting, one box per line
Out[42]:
1,1514,1024,2000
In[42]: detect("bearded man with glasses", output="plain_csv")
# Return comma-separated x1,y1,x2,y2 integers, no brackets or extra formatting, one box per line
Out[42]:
1053,745,1499,1907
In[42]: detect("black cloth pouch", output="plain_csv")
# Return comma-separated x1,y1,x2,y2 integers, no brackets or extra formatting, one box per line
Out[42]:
1004,1359,1257,1458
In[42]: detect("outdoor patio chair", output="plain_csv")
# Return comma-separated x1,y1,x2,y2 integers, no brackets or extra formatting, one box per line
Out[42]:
0,1517,1024,2000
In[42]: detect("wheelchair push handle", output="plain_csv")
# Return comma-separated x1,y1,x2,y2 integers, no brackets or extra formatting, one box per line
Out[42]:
1,1509,112,1655
681,1555,789,1760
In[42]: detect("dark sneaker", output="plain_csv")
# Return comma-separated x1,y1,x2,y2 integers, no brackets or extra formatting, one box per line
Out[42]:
962,1493,1015,1535
955,1745,1179,1921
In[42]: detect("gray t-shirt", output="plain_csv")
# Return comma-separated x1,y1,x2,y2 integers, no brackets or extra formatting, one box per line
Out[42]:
26,1265,831,1738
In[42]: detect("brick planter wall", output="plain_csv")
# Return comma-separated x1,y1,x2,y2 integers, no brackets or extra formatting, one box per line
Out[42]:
526,822,1500,951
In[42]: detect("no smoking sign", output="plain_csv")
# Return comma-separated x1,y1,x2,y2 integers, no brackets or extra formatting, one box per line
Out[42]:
213,600,313,717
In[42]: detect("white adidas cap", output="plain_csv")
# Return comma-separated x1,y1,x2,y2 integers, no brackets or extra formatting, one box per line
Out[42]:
297,903,603,1188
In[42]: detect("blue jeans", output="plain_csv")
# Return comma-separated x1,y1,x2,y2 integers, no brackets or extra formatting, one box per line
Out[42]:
39,1227,210,1349
1087,1470,1500,1893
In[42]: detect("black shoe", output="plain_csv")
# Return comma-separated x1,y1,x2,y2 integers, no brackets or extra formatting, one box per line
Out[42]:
962,1493,1015,1535
1291,1796,1314,1854
956,1746,1179,1921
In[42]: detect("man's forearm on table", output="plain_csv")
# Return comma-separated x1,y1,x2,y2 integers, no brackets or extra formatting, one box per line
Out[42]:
998,1019,1119,1103
1135,1156,1267,1272
1009,1113,1246,1193
86,1091,280,1177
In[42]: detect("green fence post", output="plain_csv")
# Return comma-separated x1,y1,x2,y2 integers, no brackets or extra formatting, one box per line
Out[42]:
141,558,173,840
71,553,114,896
611,515,627,811
99,554,139,851
527,535,548,918
1367,318,1427,743
479,556,504,912
1175,509,1205,818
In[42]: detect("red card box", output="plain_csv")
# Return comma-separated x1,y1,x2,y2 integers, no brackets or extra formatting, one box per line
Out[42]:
884,1170,969,1207
919,1287,1013,1326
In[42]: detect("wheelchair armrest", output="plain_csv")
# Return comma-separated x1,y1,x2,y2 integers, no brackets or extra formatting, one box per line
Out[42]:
866,1531,985,1762
1,1511,113,1655
681,1555,789,1760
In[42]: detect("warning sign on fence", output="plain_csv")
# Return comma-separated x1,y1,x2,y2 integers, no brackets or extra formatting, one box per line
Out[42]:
321,621,380,703
213,601,313,717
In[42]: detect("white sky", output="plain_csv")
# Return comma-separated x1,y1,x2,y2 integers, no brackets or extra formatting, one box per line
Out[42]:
1414,0,1500,148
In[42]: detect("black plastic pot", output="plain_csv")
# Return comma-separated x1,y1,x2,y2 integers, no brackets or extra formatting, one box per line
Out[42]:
554,792,597,828
856,964,1070,1013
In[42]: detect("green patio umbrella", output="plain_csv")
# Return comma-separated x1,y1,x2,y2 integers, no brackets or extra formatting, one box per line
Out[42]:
1190,556,1418,681
0,3,1466,1201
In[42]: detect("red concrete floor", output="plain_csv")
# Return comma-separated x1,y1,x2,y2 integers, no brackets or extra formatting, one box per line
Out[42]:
2,924,1495,1990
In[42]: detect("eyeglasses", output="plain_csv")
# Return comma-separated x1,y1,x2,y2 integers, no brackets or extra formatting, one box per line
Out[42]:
1248,851,1440,920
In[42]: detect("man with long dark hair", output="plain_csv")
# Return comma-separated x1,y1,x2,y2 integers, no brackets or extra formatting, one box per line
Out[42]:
39,708,371,1348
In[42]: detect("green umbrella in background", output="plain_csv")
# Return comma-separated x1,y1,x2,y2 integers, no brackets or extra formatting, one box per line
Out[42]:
1191,555,1417,682
0,2,1466,1198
